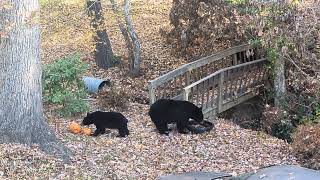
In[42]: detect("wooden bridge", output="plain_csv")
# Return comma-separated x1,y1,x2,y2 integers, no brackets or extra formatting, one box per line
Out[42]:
148,44,269,119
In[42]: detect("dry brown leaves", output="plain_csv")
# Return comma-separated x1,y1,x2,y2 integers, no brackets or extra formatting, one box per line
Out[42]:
292,123,320,170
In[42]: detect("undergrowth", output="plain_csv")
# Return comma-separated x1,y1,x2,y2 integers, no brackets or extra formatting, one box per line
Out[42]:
43,53,89,117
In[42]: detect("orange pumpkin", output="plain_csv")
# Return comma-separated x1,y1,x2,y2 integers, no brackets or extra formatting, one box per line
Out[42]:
82,127,92,136
69,121,81,134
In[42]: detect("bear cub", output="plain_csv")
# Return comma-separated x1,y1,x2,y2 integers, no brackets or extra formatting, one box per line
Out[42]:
82,111,129,137
148,99,204,135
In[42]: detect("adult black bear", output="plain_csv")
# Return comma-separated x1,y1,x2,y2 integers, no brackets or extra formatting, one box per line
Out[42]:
82,111,129,137
148,99,204,135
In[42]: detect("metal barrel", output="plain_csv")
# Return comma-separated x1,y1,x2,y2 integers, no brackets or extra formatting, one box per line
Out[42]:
82,76,110,94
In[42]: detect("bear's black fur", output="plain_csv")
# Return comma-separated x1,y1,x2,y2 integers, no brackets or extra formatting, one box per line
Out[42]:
148,99,204,135
82,111,129,137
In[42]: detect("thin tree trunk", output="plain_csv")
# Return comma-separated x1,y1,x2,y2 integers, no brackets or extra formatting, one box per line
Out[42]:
87,0,115,69
124,0,141,75
109,0,135,71
274,56,286,108
0,0,71,162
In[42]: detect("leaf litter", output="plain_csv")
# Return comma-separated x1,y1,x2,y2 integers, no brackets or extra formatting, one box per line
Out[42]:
0,103,298,179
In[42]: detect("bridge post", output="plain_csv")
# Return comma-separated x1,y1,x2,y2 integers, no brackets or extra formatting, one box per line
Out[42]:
217,71,224,113
186,71,191,85
233,53,237,65
183,89,190,101
148,83,155,105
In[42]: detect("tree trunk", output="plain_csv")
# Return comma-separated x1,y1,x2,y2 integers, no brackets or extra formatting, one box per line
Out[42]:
274,56,286,108
124,0,141,75
109,0,135,71
0,0,71,162
87,0,115,69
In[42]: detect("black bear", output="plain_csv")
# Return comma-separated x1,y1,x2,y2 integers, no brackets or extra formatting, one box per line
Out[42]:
81,111,129,137
148,99,204,135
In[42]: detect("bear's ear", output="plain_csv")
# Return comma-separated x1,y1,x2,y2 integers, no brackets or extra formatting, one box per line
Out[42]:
86,112,90,116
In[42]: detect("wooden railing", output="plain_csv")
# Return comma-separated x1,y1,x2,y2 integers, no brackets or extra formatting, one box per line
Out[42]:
148,44,264,104
183,58,268,118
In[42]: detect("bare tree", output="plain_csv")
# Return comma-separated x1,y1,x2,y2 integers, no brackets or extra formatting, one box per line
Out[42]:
110,0,134,72
0,0,71,162
124,0,141,75
109,0,141,76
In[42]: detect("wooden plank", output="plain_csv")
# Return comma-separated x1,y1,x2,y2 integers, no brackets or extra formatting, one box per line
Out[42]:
201,81,205,108
191,85,196,102
223,70,231,100
196,83,200,106
148,83,156,105
178,75,183,94
230,68,240,97
172,78,176,97
208,76,215,108
186,71,191,85
205,78,211,109
195,68,199,82
233,53,237,66
238,51,243,64
243,63,252,90
217,72,224,113
237,66,245,94
182,88,190,101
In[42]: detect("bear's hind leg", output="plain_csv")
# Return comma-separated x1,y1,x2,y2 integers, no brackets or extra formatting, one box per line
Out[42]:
177,121,189,134
154,122,169,135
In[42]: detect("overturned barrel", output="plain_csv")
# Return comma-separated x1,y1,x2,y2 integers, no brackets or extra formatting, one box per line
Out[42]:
82,76,110,94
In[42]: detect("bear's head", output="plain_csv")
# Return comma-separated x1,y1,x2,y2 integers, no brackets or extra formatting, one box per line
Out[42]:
82,112,94,125
192,107,204,123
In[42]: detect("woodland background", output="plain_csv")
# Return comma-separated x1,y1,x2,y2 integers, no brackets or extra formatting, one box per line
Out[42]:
0,0,319,179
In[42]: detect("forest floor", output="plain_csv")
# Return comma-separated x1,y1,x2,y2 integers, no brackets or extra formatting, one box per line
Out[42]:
0,0,299,179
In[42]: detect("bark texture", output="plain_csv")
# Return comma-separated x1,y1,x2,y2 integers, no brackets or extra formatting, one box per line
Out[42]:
0,0,71,162
87,0,115,69
124,0,141,75
274,56,286,108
